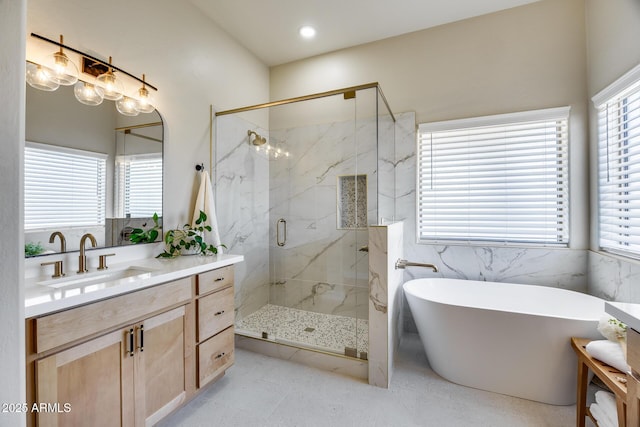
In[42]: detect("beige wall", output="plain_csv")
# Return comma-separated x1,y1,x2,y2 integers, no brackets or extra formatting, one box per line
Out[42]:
271,0,590,249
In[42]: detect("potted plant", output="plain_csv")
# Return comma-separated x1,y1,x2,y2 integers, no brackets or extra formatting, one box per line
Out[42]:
157,210,224,258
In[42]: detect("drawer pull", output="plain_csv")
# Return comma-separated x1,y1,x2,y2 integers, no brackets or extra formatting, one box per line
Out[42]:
138,325,144,352
214,310,225,316
215,352,226,359
127,328,134,357
214,277,225,282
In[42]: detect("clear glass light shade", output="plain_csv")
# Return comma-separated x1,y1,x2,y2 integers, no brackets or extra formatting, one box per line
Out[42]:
95,70,124,101
26,62,60,91
42,51,79,86
74,81,104,106
116,96,140,116
135,86,155,113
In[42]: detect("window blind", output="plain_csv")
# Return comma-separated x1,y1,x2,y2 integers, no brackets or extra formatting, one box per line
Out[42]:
596,70,640,258
25,142,106,230
417,107,570,246
115,154,162,218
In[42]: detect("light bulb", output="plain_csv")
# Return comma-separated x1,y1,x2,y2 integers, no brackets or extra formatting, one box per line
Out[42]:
39,36,78,86
135,74,155,113
116,96,140,116
26,62,59,91
74,81,104,106
95,56,124,101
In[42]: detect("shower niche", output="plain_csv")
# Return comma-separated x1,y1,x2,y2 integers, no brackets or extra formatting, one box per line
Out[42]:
337,174,367,229
214,83,395,371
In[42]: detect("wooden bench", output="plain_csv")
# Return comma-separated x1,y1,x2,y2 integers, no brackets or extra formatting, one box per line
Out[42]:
571,337,627,427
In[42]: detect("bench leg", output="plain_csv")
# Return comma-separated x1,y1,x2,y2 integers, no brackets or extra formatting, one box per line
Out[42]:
577,358,588,427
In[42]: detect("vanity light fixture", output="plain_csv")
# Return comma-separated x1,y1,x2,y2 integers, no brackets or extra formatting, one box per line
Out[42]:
26,33,158,116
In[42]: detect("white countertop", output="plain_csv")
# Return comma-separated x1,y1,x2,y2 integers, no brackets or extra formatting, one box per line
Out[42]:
25,254,244,318
605,301,640,332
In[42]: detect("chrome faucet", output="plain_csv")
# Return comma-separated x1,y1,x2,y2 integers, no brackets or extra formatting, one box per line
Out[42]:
78,233,97,273
49,231,66,253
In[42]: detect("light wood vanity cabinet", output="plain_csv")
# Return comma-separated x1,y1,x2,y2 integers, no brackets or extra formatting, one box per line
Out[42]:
195,267,235,388
26,265,236,427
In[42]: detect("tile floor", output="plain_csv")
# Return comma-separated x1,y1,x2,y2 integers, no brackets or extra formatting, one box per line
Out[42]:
235,304,369,355
159,333,582,427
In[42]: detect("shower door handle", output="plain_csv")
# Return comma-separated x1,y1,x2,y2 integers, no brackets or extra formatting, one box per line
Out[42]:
277,218,287,247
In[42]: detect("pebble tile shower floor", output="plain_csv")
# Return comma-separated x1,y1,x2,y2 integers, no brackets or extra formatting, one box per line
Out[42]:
236,304,369,355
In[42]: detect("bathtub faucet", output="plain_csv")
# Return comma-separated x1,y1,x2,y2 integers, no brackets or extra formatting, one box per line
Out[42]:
395,259,438,272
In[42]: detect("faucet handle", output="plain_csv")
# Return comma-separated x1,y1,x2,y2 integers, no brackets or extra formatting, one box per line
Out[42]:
41,260,65,278
98,253,116,270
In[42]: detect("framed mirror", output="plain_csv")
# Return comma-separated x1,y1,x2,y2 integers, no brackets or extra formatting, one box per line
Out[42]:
25,84,163,256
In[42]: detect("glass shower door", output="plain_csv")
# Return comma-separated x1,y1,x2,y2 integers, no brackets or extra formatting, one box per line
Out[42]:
268,92,364,356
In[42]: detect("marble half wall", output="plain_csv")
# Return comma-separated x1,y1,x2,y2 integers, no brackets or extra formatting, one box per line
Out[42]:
215,113,270,321
588,250,640,303
394,111,588,332
368,221,404,388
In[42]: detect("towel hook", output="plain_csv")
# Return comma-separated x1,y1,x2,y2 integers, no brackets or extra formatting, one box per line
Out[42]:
195,163,205,172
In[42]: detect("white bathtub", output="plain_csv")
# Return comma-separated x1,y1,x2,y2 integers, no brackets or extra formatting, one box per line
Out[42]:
404,278,605,405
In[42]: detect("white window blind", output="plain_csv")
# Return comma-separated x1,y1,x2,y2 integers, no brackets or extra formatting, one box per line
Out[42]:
115,153,162,218
25,142,106,230
417,107,570,246
595,64,640,258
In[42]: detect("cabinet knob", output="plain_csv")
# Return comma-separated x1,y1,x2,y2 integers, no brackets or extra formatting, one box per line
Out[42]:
214,277,224,282
215,352,225,359
214,310,225,316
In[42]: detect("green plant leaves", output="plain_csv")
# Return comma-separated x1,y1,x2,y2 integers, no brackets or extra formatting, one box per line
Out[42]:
155,211,222,259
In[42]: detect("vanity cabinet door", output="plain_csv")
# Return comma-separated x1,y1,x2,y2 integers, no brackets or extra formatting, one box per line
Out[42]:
35,328,135,427
135,306,187,427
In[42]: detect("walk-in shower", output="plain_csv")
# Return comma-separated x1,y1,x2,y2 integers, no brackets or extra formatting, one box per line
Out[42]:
214,83,395,361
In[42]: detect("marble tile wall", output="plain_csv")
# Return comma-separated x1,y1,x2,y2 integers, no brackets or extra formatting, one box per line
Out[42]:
394,111,589,332
215,114,271,320
268,117,378,316
588,251,640,303
368,222,404,388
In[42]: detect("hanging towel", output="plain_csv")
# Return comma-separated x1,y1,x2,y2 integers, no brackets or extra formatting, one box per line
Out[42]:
192,171,223,254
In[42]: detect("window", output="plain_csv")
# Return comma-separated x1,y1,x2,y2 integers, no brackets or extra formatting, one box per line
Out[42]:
25,142,106,230
114,153,163,218
417,107,570,246
595,63,640,258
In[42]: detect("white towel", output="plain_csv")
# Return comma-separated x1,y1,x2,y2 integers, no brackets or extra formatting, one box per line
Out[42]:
595,391,619,427
586,340,629,373
590,403,616,427
192,171,223,254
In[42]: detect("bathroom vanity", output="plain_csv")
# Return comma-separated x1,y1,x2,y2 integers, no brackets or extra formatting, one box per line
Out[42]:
24,254,242,427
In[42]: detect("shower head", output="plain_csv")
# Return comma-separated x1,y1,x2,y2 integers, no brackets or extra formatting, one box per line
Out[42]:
248,130,266,146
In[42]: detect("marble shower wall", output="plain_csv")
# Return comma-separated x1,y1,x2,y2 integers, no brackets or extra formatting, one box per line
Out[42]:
215,114,270,321
394,112,588,332
267,115,380,319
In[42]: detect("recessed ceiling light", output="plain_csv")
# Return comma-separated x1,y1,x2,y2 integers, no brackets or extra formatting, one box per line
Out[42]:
299,26,316,39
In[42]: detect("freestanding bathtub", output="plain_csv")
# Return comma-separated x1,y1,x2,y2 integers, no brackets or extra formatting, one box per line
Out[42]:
404,278,605,405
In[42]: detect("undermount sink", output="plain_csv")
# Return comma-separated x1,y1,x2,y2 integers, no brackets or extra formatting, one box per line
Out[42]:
38,266,156,289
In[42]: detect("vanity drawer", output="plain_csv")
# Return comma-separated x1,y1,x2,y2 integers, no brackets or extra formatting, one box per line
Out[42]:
197,286,234,342
34,277,191,354
198,326,234,388
197,265,234,295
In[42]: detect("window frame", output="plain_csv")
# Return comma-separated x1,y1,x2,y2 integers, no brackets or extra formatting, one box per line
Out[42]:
416,106,571,247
